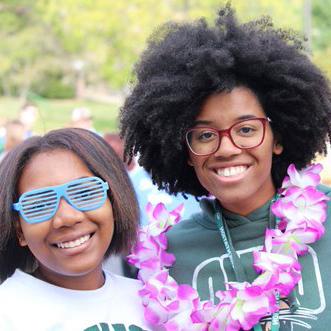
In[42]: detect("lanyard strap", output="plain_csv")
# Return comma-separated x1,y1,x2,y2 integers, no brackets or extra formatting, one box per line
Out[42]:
214,207,247,283
270,291,280,331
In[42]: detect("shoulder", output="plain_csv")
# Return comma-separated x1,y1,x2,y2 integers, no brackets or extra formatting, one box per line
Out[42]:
0,270,29,319
0,278,12,298
317,184,331,211
167,212,205,240
317,184,331,231
103,271,146,314
105,271,142,292
167,198,216,240
0,269,25,293
317,184,331,196
168,213,203,231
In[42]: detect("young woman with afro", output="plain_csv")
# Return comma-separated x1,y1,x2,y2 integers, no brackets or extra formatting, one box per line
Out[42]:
120,5,331,330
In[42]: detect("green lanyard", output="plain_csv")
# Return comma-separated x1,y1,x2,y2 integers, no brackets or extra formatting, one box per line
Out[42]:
214,200,280,331
215,209,247,282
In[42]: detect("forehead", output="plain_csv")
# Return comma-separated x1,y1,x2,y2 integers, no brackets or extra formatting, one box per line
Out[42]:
196,87,266,125
18,150,93,194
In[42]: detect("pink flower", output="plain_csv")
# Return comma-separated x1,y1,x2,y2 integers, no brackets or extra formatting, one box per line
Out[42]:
192,301,242,331
165,306,208,331
128,230,175,281
146,202,184,236
209,306,241,331
128,203,184,281
224,282,278,330
253,252,301,296
190,301,217,326
281,163,322,190
139,270,180,324
267,228,321,256
272,187,329,235
139,270,200,328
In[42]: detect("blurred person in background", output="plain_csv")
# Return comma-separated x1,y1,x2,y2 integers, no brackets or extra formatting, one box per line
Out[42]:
19,102,38,138
70,107,96,132
0,118,6,154
0,120,25,162
103,133,201,226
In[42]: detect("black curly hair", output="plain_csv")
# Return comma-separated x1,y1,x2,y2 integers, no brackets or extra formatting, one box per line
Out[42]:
120,5,331,197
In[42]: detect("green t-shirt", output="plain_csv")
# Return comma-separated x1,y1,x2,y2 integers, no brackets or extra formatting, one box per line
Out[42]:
167,184,331,330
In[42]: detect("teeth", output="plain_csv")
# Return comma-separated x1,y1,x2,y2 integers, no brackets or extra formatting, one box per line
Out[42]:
217,166,247,177
57,234,90,249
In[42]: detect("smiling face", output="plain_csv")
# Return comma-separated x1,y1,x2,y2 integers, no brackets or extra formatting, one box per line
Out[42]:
16,149,114,290
188,86,283,215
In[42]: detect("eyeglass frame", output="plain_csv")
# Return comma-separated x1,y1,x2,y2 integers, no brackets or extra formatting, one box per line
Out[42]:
185,117,271,156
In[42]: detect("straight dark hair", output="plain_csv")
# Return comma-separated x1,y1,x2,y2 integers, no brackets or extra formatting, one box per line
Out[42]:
0,128,139,282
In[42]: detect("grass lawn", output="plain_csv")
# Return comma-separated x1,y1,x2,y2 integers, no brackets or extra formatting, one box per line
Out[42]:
0,97,121,135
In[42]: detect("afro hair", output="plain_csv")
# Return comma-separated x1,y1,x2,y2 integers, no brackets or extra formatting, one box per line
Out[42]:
120,5,331,197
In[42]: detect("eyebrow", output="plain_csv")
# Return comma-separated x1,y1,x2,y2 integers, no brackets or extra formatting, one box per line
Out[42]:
194,114,259,125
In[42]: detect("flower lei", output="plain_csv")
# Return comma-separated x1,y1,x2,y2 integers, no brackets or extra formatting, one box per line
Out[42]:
128,164,329,330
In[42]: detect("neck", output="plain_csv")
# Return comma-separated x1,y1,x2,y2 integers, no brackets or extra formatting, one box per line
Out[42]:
33,266,105,290
219,189,276,216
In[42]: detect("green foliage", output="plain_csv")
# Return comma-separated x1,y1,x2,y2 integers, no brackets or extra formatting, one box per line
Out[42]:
311,0,331,76
31,70,75,99
33,78,75,99
0,0,330,97
312,0,331,51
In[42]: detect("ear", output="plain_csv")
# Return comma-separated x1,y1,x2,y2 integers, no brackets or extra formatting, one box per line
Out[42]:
15,221,27,247
273,140,283,155
187,156,194,167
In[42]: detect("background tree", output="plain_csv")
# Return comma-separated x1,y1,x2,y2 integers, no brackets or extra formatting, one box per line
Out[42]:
0,0,329,99
312,0,331,76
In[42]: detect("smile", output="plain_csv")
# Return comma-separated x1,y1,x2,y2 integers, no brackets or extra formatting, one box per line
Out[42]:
56,234,91,249
216,165,248,177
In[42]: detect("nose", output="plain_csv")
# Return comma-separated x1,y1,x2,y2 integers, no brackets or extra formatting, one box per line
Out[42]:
52,198,84,229
213,134,242,158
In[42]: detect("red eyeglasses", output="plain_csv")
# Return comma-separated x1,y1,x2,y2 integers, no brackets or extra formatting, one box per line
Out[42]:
186,117,271,156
